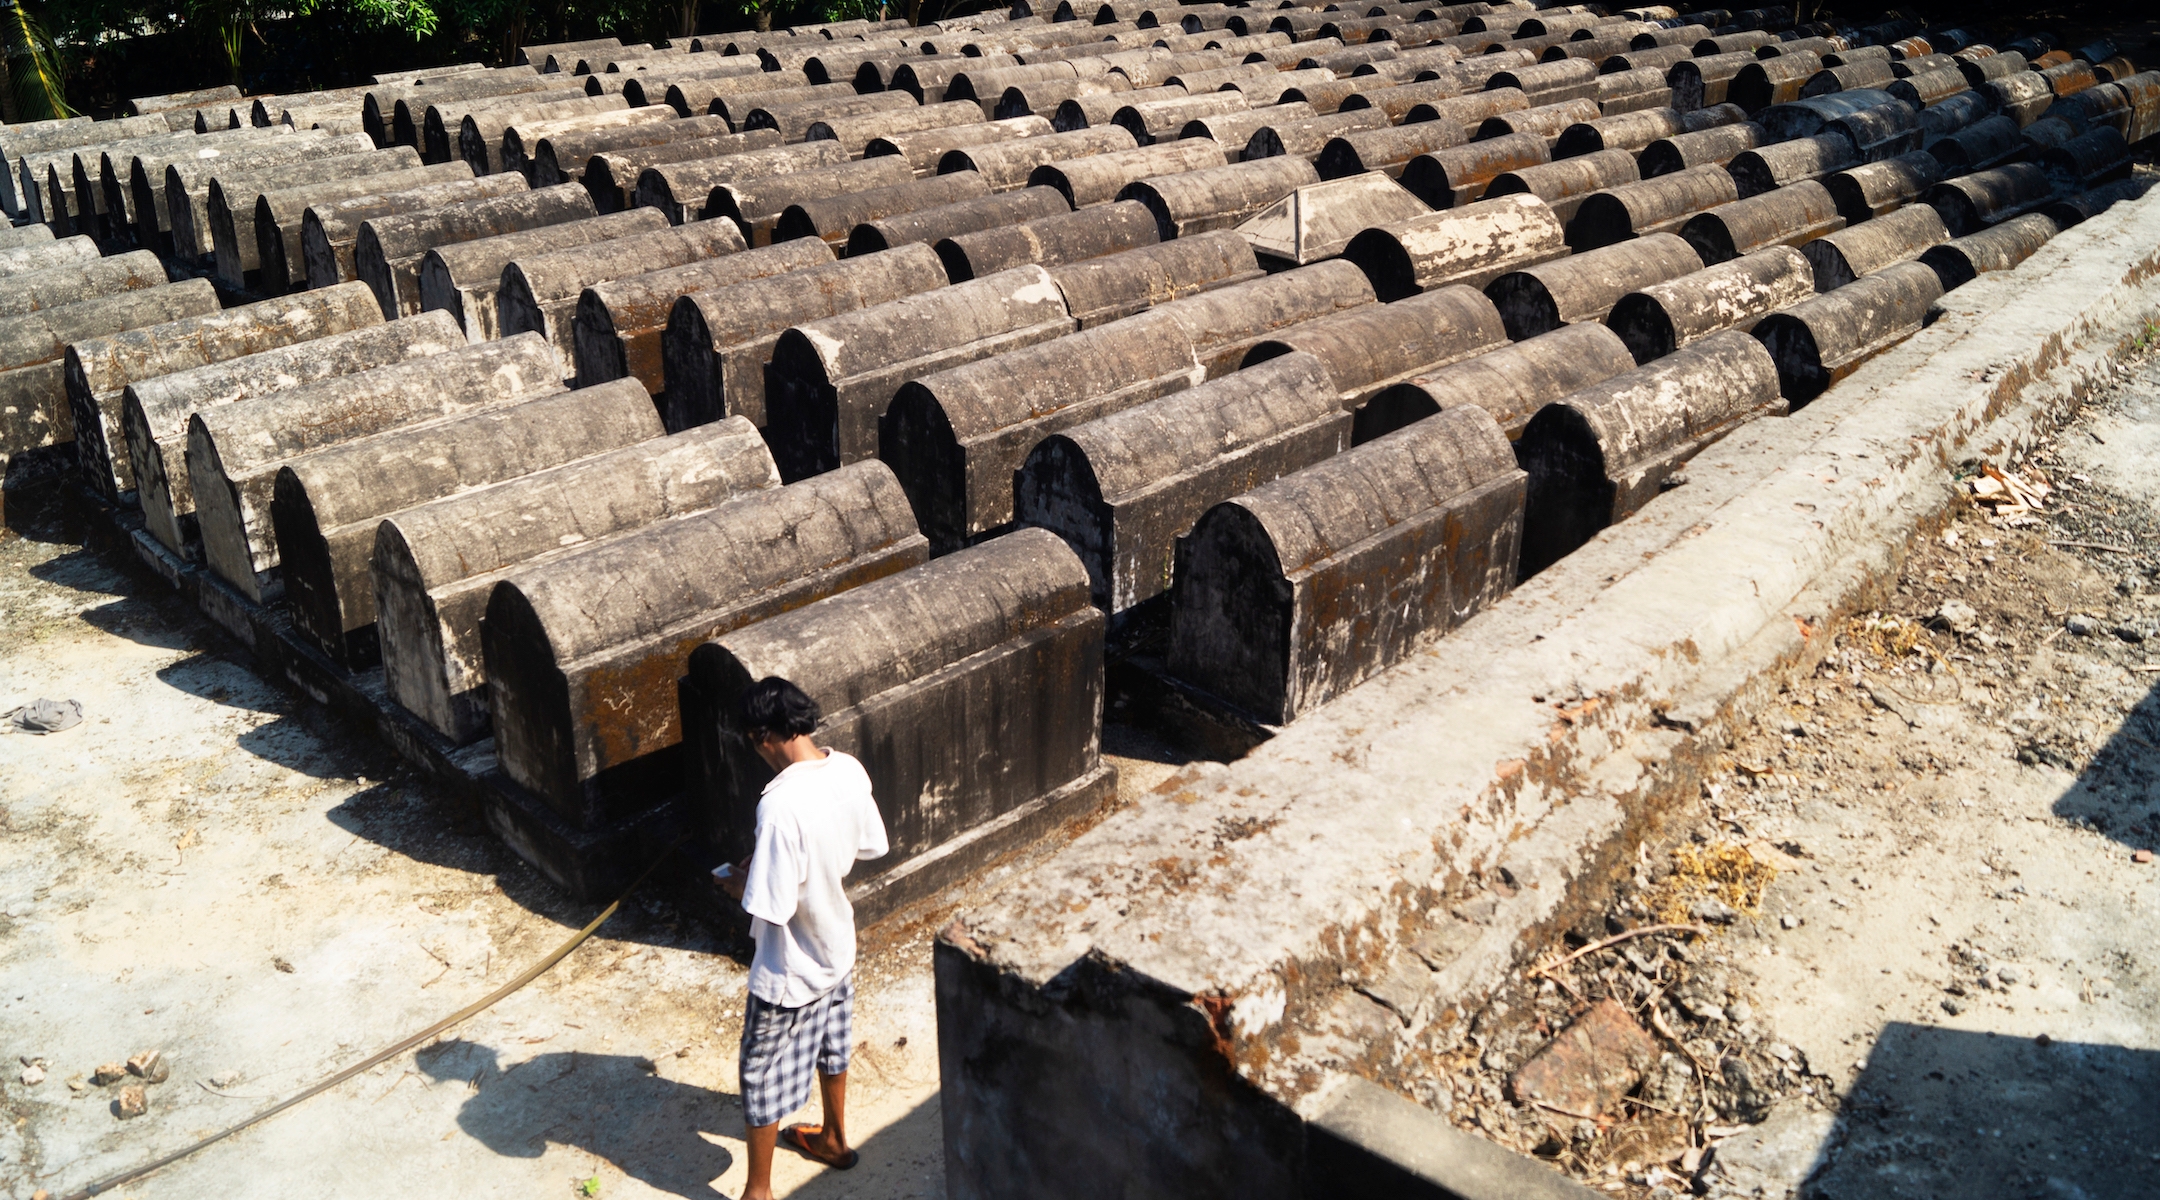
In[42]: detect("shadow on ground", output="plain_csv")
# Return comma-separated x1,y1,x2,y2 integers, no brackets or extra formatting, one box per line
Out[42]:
2051,683,2160,855
418,1040,939,1198
420,1040,737,1197
1807,1023,2160,1199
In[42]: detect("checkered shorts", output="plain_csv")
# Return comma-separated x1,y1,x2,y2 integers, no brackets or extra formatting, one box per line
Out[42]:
738,973,854,1128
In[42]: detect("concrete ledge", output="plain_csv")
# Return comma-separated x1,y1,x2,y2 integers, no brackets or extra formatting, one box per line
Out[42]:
936,190,2160,1199
1305,1076,1603,1200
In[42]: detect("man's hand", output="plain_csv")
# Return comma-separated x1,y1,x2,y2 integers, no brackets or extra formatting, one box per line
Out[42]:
717,856,750,901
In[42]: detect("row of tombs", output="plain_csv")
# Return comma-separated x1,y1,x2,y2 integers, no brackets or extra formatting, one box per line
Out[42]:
0,0,2148,911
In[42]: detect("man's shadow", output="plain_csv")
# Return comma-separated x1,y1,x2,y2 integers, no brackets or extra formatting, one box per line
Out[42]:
418,1039,737,1197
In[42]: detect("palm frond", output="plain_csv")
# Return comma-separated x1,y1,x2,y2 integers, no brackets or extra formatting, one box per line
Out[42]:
0,1,73,122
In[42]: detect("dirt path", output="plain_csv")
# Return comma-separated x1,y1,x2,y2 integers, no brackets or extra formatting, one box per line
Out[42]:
1447,354,2160,1199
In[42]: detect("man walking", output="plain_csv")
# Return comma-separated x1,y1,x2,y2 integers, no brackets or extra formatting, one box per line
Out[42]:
716,676,888,1200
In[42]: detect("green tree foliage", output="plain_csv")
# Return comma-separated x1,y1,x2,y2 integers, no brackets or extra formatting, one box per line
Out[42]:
0,0,74,121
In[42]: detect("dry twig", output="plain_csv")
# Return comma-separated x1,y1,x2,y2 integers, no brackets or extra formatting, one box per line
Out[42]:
1529,924,1713,979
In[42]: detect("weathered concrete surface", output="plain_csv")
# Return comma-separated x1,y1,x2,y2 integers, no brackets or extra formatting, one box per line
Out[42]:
0,235,99,281
374,418,778,746
933,181,2160,1200
622,143,850,228
1013,351,1350,618
571,238,834,395
865,115,1050,174
1564,162,1737,251
210,152,449,289
1605,244,1818,365
497,220,746,369
67,283,385,504
299,172,532,291
1356,322,1638,443
1342,193,1568,302
425,85,599,167
1728,133,1857,199
1485,232,1704,340
126,312,468,557
847,185,1069,258
1801,201,1950,291
251,162,480,295
661,243,947,433
1516,329,1785,574
879,307,1207,555
1030,139,1226,207
1918,212,2062,293
682,527,1107,886
1041,229,1262,329
763,264,1077,480
544,120,767,201
1239,284,1505,408
0,281,221,477
421,208,668,341
186,334,564,601
702,156,913,244
1638,121,1761,179
160,133,377,261
1925,162,2056,237
481,460,927,828
1681,179,1846,266
1118,155,1319,240
273,378,664,668
1315,119,1474,182
936,124,1137,191
357,182,598,319
775,172,990,247
1169,403,1522,724
430,86,601,169
1751,259,1944,404
0,249,166,321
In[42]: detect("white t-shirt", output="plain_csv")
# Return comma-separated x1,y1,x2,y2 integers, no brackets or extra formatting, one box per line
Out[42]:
740,749,890,1007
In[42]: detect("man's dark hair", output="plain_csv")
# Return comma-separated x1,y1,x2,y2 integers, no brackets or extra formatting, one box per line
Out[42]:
740,676,821,742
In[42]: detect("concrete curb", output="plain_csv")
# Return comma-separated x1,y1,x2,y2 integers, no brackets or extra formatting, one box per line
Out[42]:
935,192,2160,1200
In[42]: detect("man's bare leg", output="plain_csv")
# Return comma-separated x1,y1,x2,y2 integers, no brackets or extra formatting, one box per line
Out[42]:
742,1121,780,1200
811,1069,849,1158
779,1070,854,1165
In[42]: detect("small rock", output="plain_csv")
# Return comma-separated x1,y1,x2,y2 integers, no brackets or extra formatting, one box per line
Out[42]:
1726,1000,1754,1023
1509,999,1660,1119
91,1062,127,1086
127,1050,168,1084
1702,1106,1839,1197
2035,1033,2052,1047
1997,965,2023,985
1932,600,1980,634
1780,914,1800,930
65,1077,85,1092
114,1085,147,1119
208,1069,242,1089
1942,998,1966,1015
272,956,295,974
2116,624,2147,644
2134,850,2153,864
1689,897,1739,924
19,1064,44,1086
2065,614,2097,637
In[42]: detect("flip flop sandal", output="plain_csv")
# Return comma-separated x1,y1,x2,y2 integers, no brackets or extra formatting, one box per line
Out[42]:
781,1124,860,1170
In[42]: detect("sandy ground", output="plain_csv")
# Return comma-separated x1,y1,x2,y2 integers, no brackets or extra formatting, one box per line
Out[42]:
0,488,1188,1200
1450,354,2160,1198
